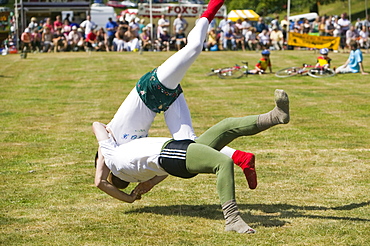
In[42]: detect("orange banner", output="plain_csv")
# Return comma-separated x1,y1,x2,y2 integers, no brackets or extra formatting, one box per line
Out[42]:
288,32,340,50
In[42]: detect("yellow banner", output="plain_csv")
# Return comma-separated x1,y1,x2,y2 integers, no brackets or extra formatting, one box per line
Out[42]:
288,32,340,50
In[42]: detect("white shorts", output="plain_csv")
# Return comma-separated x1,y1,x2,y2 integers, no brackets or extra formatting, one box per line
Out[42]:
107,88,196,145
335,65,354,74
107,88,156,145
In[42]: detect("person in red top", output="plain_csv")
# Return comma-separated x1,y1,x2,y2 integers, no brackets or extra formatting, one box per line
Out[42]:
85,28,99,51
249,49,273,74
53,15,63,31
43,18,54,34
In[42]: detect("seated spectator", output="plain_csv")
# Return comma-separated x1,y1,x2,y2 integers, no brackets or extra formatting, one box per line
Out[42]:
53,15,63,31
175,28,187,51
96,27,109,52
257,29,270,50
31,28,42,52
156,28,171,51
62,19,72,38
233,26,245,51
346,26,359,49
2,34,15,54
139,27,152,51
85,28,99,51
335,40,368,74
68,26,84,51
359,25,369,53
245,27,258,51
123,28,140,52
43,18,54,34
129,18,140,38
270,25,284,50
223,29,235,50
53,28,67,52
206,28,218,50
2,34,15,49
113,26,126,52
41,27,54,52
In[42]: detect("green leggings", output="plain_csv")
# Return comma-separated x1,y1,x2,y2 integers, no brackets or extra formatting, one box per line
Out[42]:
186,115,261,204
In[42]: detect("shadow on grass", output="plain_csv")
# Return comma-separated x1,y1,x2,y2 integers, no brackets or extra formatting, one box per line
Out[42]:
126,200,370,227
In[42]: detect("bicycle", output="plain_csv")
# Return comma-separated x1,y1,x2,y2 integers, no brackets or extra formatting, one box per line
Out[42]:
207,62,249,79
275,64,335,78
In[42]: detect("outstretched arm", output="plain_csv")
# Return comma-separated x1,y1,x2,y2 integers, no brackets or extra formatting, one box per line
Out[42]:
92,122,140,203
94,147,140,203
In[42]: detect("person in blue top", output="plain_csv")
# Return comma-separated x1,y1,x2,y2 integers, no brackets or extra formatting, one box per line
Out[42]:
256,17,268,33
105,17,118,51
335,40,368,75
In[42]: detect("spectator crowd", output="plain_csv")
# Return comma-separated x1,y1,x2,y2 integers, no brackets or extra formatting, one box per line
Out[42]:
2,11,370,54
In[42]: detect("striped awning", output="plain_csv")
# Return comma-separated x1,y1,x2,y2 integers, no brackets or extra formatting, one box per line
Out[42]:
227,10,259,22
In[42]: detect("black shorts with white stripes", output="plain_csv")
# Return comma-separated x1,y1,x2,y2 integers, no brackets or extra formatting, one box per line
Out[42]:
159,139,198,179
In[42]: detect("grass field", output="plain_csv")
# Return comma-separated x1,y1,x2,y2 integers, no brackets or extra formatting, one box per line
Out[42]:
0,50,369,245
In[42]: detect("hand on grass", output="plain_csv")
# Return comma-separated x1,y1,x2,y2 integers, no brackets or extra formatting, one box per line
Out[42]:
129,190,142,202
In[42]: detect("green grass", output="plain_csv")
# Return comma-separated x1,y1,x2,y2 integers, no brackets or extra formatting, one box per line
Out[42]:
0,50,369,245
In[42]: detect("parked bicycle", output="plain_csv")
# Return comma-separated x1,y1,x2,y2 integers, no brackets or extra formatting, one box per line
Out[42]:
207,62,249,79
275,64,335,78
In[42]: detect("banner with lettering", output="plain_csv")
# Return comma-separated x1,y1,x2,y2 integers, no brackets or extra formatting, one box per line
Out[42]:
288,32,340,50
138,3,227,18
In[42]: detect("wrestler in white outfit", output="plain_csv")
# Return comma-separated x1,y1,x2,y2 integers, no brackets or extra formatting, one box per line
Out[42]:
107,18,209,145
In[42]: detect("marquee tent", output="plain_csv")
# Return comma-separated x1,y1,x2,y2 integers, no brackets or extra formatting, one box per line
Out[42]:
227,10,259,22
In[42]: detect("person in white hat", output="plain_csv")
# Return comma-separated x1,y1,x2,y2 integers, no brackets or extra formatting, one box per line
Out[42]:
28,17,38,30
21,28,32,52
68,25,84,51
270,25,284,50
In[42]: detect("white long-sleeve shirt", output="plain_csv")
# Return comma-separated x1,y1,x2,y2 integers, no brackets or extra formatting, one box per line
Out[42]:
99,137,170,182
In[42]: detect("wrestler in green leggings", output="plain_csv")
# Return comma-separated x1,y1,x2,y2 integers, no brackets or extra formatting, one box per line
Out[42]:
187,115,260,204
185,89,290,234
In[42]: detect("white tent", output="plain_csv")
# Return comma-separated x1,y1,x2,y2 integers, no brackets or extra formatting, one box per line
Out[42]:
288,12,318,22
227,10,259,22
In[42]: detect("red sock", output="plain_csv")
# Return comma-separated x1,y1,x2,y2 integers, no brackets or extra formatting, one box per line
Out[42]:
232,150,257,189
201,0,225,23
